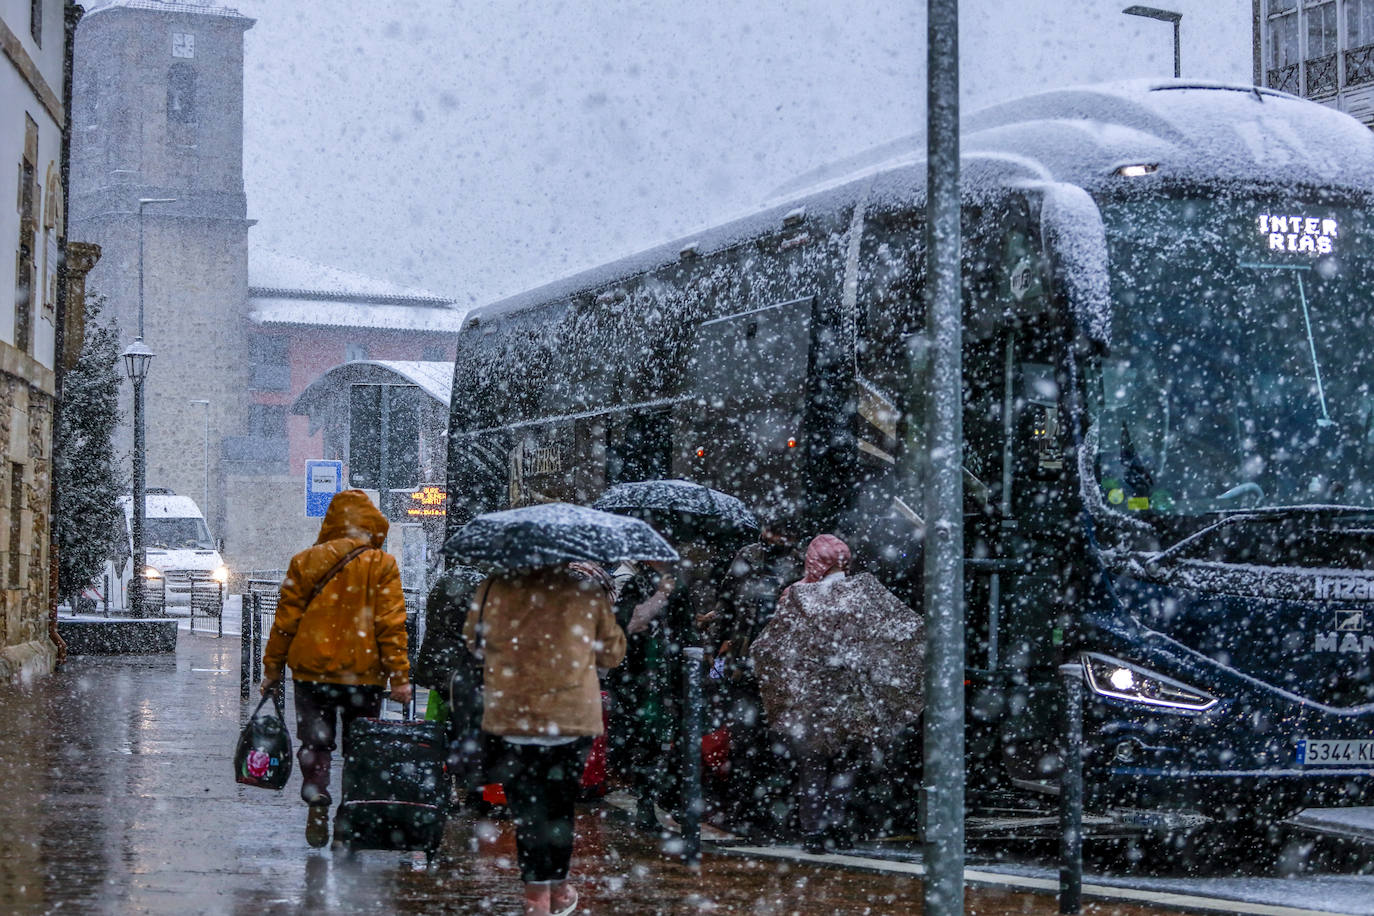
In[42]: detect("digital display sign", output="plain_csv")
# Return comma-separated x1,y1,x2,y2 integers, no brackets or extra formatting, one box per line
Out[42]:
1258,213,1338,255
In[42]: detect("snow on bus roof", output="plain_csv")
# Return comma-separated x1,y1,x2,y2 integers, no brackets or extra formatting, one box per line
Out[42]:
462,81,1374,331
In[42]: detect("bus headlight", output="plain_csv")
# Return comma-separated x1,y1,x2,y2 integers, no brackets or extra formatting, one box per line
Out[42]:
1082,652,1218,712
210,565,230,584
142,566,163,580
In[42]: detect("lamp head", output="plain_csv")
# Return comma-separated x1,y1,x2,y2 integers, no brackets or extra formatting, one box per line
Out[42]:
1123,5,1181,23
122,338,154,382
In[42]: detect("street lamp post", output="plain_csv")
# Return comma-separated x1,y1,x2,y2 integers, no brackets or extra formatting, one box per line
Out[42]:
137,197,176,337
1123,5,1182,79
123,339,154,618
189,399,210,515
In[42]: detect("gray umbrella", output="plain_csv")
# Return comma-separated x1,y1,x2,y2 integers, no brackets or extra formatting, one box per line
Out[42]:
442,502,679,571
752,572,925,757
592,479,759,536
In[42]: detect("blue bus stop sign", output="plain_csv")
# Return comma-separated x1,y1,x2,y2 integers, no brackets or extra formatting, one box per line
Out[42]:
305,460,344,518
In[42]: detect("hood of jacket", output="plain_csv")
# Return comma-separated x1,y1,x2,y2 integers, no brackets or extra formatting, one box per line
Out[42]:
315,489,389,548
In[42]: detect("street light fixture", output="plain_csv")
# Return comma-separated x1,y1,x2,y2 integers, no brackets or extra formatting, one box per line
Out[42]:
189,399,210,516
123,338,154,618
1123,6,1182,79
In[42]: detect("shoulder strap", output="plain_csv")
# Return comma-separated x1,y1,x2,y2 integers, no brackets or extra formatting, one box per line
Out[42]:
305,544,372,609
471,578,493,657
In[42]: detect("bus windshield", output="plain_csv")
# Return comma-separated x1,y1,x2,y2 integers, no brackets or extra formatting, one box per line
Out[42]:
1094,194,1374,516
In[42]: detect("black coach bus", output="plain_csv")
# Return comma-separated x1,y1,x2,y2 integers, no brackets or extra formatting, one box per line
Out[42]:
445,81,1374,826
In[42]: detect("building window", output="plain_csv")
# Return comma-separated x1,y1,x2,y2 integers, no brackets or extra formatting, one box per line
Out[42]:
247,404,287,439
8,464,24,589
1307,0,1338,95
249,335,291,391
1348,0,1374,84
30,0,42,46
1262,0,1374,98
15,115,39,355
345,343,369,362
167,63,196,124
1267,0,1301,93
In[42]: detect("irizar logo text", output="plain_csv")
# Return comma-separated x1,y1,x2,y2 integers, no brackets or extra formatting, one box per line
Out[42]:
1314,576,1374,601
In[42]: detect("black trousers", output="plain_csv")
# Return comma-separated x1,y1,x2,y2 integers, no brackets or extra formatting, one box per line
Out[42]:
293,680,384,805
489,737,592,883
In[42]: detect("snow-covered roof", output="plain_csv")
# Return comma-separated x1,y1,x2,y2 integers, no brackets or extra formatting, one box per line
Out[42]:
250,297,468,333
464,80,1374,329
84,0,251,21
249,248,451,304
248,248,464,333
292,360,455,418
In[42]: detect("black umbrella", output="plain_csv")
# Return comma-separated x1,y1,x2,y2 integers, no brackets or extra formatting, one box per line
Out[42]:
442,502,679,571
591,479,759,538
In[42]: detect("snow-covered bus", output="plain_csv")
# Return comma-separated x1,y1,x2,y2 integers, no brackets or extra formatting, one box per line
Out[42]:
444,81,1374,830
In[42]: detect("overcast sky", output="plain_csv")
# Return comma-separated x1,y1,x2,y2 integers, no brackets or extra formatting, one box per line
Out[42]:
235,0,1251,306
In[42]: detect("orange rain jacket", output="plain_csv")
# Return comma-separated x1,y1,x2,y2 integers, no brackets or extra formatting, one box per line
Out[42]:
263,490,410,689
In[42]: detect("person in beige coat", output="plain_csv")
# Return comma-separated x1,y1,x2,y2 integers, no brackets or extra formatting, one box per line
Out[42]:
465,561,625,916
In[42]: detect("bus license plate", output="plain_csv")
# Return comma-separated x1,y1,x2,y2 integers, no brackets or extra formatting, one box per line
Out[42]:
1296,739,1374,765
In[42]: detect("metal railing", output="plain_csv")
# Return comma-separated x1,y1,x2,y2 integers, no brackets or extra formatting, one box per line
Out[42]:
188,572,224,637
239,580,423,702
240,577,281,699
144,576,166,616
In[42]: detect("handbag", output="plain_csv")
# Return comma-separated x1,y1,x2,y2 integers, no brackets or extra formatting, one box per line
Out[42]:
447,581,490,789
234,691,293,790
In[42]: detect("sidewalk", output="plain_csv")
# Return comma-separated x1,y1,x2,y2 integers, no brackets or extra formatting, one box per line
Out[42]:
0,635,1351,916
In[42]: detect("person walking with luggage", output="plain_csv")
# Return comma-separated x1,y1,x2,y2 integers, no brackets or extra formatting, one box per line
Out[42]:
466,561,626,916
261,489,411,848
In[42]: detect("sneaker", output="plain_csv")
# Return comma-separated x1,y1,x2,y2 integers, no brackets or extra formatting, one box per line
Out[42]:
634,797,659,831
306,804,330,848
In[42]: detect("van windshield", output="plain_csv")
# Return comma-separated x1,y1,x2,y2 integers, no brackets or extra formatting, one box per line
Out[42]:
146,518,214,550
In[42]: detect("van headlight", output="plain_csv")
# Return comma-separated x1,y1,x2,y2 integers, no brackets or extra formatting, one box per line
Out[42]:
1082,652,1218,712
210,565,230,584
142,566,163,580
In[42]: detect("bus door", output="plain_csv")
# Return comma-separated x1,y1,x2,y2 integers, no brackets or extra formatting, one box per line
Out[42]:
962,316,1071,789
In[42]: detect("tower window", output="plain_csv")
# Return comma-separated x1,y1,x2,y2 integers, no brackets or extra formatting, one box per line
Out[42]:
30,0,41,47
167,63,197,124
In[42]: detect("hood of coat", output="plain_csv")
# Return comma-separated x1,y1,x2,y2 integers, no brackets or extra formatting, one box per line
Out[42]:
801,534,850,583
315,489,389,548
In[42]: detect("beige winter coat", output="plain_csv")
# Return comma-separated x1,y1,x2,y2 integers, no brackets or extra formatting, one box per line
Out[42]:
464,566,626,738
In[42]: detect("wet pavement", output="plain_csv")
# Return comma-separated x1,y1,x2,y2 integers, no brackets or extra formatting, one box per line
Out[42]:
0,634,1258,914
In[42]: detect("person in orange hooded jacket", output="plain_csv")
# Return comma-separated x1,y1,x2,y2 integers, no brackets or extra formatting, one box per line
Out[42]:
262,489,411,847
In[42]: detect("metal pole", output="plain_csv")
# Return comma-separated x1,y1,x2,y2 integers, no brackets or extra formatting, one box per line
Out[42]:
1059,663,1084,914
1173,19,1181,78
131,376,146,619
240,598,251,698
923,1,965,915
681,645,704,865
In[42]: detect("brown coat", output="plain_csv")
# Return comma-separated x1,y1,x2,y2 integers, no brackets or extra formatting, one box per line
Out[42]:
263,490,410,689
464,566,626,738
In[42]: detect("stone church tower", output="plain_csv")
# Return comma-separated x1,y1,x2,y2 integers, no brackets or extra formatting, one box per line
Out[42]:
68,0,253,539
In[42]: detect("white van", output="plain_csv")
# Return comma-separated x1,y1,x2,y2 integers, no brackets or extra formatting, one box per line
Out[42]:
104,489,229,608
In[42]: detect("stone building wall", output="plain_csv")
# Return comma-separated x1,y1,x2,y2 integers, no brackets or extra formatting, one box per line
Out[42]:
0,347,56,682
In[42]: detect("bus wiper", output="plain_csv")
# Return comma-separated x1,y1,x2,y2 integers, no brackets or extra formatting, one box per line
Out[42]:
1146,504,1372,568
1240,262,1334,428
1217,481,1263,503
1145,513,1257,569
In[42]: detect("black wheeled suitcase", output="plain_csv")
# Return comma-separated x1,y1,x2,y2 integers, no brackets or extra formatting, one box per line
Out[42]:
337,714,447,856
